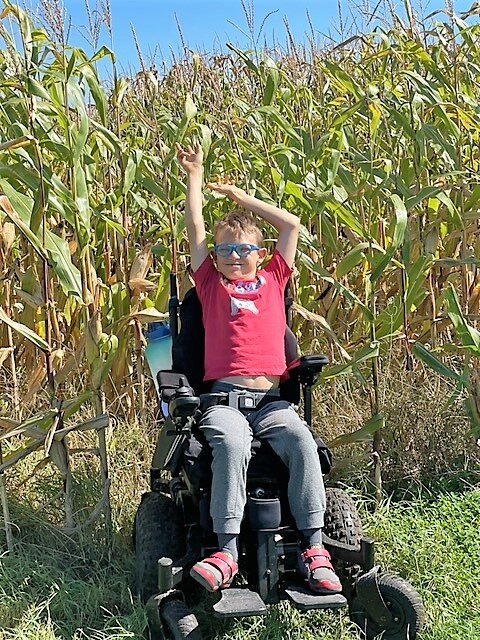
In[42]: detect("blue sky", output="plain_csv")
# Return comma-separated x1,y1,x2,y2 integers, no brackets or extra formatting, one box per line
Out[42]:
25,0,472,76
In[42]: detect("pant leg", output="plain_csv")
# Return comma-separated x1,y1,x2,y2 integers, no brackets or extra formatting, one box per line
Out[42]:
249,401,326,530
199,405,253,534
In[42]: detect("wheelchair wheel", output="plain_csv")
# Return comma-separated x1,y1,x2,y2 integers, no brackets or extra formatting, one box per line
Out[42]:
134,491,185,603
323,487,363,597
160,598,203,639
350,574,425,640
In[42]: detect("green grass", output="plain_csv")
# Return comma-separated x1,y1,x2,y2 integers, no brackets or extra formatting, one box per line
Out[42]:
1,471,479,639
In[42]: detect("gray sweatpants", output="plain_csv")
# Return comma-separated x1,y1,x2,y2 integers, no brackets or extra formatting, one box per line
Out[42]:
199,382,326,535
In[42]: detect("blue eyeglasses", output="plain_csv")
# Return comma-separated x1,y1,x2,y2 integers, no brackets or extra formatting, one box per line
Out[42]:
213,243,260,258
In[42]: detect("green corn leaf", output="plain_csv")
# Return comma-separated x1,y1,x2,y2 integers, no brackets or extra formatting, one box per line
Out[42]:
88,45,114,65
73,161,90,231
328,413,385,447
0,135,33,152
322,198,366,239
90,334,119,390
464,397,480,440
323,60,362,99
370,194,407,282
45,231,83,300
406,186,442,210
72,113,90,164
405,255,432,310
0,185,49,260
0,308,50,352
226,43,259,74
412,342,468,384
436,192,464,229
435,258,480,267
321,341,380,380
331,101,362,128
257,106,302,143
444,285,480,353
0,182,83,301
263,67,279,106
122,151,140,195
298,253,374,322
336,242,370,279
139,175,167,203
65,75,87,116
80,60,109,123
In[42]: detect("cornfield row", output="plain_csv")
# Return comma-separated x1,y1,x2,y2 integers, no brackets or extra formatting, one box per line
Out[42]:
0,1,479,536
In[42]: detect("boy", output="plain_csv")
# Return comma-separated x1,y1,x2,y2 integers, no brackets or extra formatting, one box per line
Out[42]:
176,143,341,595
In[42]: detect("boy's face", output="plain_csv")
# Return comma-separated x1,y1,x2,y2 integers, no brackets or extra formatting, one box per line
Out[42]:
213,228,267,280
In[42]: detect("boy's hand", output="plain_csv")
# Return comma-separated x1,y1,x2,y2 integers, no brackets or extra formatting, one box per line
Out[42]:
176,143,203,174
207,181,246,204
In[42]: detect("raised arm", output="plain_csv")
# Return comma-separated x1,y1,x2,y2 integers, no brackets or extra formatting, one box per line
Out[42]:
176,143,209,272
207,183,300,268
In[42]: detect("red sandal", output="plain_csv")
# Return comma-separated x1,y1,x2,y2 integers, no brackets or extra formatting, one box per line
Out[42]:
298,546,342,594
190,551,239,592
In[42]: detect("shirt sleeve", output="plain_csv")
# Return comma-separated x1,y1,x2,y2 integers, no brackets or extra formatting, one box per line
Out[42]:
263,250,293,287
192,254,216,301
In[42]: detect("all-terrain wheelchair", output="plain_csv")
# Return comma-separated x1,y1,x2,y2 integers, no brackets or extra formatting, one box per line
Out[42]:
134,274,425,640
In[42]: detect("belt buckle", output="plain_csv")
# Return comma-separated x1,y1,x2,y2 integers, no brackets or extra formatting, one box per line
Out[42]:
238,392,257,410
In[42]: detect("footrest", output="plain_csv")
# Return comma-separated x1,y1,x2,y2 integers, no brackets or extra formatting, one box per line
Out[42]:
284,585,347,611
213,588,267,618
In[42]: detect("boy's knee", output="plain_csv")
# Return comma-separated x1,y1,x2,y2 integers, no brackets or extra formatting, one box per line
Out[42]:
282,416,316,448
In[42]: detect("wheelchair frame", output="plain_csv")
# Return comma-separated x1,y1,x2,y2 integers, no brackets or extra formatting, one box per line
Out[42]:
136,272,425,640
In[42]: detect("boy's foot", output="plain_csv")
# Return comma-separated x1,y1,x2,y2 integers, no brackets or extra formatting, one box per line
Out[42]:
190,551,238,592
297,546,342,594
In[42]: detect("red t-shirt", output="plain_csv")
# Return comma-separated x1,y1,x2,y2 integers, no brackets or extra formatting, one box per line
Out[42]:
193,251,293,382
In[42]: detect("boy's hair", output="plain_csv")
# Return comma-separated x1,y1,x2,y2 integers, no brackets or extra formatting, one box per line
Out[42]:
213,209,264,246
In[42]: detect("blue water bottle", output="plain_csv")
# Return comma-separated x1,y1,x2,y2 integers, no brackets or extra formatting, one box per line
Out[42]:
144,322,173,397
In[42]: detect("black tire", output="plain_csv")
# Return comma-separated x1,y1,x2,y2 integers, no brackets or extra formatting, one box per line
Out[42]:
160,599,203,639
350,574,425,640
323,487,363,597
135,491,185,603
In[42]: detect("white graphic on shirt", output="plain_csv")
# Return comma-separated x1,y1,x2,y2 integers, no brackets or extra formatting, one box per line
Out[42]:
231,297,259,316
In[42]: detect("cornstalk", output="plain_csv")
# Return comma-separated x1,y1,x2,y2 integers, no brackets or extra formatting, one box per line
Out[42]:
134,319,146,419
16,8,56,398
366,90,383,505
4,281,20,419
57,38,112,536
0,444,13,553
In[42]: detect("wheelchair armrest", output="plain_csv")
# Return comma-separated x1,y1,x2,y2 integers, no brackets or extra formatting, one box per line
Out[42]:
157,371,194,396
286,355,329,384
156,371,200,419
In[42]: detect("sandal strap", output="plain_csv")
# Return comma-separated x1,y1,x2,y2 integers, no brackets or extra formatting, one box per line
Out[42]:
201,552,238,583
301,547,334,571
302,547,331,561
308,557,334,571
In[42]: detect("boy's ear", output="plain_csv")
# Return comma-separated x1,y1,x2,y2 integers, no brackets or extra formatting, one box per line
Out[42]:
257,247,267,263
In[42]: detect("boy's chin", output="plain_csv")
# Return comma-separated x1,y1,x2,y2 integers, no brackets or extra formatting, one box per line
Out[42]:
221,265,249,278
